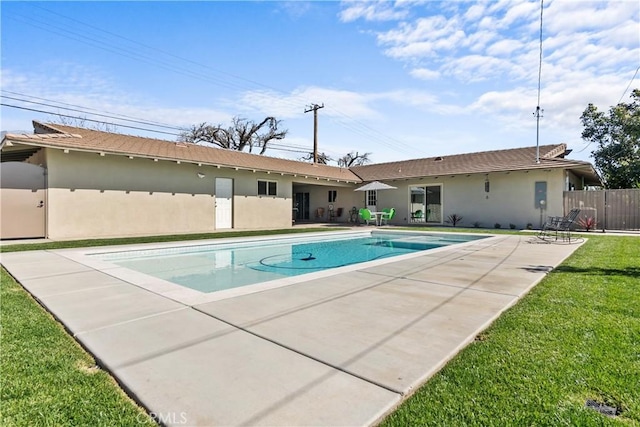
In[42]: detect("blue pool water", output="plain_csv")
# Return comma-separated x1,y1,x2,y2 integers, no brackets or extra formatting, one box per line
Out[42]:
94,232,486,293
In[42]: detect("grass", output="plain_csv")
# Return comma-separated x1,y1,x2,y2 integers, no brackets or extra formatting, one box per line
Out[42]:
0,267,156,426
0,227,335,252
1,230,638,425
382,235,640,426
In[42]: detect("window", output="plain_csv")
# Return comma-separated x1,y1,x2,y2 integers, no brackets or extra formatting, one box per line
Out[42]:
258,180,277,196
367,190,377,207
328,190,337,203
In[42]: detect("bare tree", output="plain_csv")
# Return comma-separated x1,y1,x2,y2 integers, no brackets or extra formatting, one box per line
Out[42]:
299,152,332,165
179,116,287,155
337,151,371,167
50,114,118,132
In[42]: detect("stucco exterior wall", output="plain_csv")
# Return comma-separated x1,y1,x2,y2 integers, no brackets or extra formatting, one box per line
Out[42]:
234,196,292,229
369,169,565,229
44,149,297,239
441,169,565,229
294,183,361,222
37,147,574,238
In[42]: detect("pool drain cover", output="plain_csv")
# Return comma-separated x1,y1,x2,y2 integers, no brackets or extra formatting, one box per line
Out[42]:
585,399,618,417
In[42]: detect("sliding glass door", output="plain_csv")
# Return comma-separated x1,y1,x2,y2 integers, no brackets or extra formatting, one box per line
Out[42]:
409,185,442,223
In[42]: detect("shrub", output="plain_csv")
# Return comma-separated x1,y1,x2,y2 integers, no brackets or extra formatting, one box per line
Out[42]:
577,216,597,232
526,223,533,230
509,223,517,230
472,221,481,228
446,214,463,227
494,223,501,229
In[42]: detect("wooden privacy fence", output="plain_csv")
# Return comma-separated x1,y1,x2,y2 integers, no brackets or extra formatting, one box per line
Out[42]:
564,189,640,231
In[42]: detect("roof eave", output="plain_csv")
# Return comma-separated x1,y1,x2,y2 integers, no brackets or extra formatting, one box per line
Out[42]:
2,137,361,183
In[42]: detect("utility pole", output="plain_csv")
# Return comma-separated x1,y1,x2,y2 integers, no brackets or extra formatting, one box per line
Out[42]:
304,103,324,163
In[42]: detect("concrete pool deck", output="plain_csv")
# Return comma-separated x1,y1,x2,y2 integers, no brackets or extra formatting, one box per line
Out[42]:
1,233,585,426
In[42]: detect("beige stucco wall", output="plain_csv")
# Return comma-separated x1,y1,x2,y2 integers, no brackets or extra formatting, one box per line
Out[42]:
44,149,299,239
293,182,361,223
234,196,292,229
371,169,565,229
38,147,573,238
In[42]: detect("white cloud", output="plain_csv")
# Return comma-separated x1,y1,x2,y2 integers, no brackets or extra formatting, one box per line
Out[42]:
1,66,231,131
239,86,381,120
410,67,440,80
486,38,524,57
464,3,486,22
545,0,639,34
338,1,411,23
275,1,314,19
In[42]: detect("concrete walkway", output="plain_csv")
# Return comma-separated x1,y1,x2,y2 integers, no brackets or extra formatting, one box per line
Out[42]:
1,233,584,426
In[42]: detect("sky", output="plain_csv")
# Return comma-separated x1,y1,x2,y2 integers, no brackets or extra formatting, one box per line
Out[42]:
1,0,638,165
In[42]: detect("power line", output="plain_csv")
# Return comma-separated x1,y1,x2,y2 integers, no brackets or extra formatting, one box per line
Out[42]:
576,65,640,155
324,106,422,157
617,65,640,104
1,103,181,136
1,94,182,131
30,4,282,95
9,4,424,159
1,101,313,156
1,89,180,130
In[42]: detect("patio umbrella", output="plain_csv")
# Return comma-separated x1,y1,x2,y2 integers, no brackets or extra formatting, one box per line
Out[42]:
354,181,397,210
354,181,397,192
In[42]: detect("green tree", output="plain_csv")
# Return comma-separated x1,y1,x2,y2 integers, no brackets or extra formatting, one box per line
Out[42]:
179,116,287,155
581,88,640,188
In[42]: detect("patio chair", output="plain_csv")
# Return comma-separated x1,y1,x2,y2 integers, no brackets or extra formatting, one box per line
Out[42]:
328,205,336,222
359,208,376,226
380,208,395,225
538,208,581,242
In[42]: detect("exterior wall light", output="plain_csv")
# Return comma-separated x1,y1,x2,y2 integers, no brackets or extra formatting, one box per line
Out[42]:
197,172,205,179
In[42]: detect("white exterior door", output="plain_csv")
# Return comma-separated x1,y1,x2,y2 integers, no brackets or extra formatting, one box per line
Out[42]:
215,178,233,229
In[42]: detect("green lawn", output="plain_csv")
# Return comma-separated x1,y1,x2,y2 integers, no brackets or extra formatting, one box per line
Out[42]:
0,267,156,426
1,231,638,426
382,235,640,426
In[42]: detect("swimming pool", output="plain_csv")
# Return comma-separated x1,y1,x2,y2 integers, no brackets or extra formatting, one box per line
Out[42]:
92,231,487,294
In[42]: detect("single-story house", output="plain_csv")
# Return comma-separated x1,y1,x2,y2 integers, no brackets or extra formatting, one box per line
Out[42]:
1,121,600,240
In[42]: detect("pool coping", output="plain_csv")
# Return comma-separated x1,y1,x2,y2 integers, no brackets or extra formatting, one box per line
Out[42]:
1,231,586,426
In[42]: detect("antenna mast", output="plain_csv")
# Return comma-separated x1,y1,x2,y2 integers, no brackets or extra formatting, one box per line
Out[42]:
534,0,544,163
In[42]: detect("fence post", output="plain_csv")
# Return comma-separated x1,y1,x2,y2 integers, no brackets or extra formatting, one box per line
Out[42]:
602,190,607,232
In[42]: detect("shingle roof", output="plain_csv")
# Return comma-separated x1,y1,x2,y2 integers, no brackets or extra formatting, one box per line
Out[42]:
2,121,600,186
3,122,361,183
351,144,600,184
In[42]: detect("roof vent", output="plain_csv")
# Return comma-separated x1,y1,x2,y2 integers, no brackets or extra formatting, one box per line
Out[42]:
434,156,444,161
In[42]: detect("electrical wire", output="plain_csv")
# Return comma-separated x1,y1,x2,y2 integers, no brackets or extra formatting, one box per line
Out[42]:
2,90,180,129
8,4,422,159
1,103,181,136
575,65,639,155
617,65,640,104
1,100,314,156
1,94,182,131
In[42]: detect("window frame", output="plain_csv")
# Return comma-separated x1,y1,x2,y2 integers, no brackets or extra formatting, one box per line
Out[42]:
257,179,277,196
